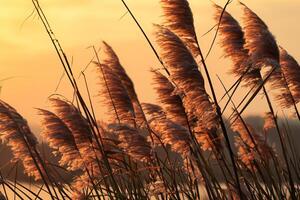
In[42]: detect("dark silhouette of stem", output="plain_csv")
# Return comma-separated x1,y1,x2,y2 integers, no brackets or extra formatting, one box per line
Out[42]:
262,86,296,200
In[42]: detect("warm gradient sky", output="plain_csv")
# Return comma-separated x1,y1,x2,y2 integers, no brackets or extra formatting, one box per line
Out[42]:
1,0,300,132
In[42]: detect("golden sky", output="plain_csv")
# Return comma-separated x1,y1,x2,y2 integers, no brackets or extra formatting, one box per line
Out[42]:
1,0,300,131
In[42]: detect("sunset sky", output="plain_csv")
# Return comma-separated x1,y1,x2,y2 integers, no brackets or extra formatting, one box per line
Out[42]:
1,0,300,132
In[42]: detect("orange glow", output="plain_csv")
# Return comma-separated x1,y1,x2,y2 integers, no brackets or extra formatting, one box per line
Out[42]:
1,0,299,132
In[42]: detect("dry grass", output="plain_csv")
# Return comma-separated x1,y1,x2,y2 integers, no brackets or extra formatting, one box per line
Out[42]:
0,0,299,199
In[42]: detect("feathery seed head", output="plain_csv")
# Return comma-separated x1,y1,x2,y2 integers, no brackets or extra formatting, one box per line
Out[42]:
0,100,41,180
160,0,199,57
279,47,300,104
240,2,279,66
37,108,83,171
108,124,152,162
95,62,136,125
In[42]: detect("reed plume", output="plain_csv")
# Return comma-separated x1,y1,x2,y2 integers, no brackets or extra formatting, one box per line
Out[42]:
71,172,96,199
215,3,275,89
213,4,253,85
279,47,300,104
221,2,278,90
94,62,135,126
49,99,104,196
141,103,165,121
97,122,125,165
240,2,279,66
160,0,199,58
108,124,151,162
70,131,122,200
71,131,123,199
263,48,294,109
151,70,188,128
154,25,220,151
37,108,82,171
101,41,144,125
48,99,123,194
155,120,191,155
49,98,97,164
101,41,136,99
151,70,198,134
154,25,213,126
231,114,264,149
231,113,274,169
142,103,191,155
267,69,294,109
0,100,41,180
235,141,255,170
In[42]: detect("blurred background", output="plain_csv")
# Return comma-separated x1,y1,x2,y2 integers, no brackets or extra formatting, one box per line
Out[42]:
0,0,299,136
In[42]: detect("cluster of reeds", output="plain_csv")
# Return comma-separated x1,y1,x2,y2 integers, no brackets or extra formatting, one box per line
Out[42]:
1,0,300,199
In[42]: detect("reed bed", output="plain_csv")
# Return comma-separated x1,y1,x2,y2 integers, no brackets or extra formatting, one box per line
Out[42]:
1,0,300,199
